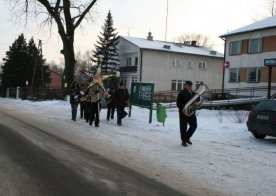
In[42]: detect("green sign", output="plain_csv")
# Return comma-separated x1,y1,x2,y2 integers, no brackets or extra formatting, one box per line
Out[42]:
130,82,154,123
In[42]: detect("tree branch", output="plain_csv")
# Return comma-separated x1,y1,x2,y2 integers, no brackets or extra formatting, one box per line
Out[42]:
74,0,97,29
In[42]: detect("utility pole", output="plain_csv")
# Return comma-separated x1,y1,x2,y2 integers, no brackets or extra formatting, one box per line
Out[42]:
165,0,169,41
31,40,44,97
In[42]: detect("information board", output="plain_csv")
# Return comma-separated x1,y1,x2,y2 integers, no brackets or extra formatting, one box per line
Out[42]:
130,82,154,123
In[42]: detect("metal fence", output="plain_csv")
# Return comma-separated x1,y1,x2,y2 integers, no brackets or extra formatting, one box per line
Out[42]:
5,87,64,100
154,86,276,104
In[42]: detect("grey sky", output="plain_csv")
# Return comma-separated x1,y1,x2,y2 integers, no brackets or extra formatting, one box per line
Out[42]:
0,0,269,65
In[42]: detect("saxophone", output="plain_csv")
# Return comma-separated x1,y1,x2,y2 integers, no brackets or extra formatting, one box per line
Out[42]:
182,84,208,116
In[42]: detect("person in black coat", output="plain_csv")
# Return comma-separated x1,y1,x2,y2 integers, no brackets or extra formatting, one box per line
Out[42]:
70,81,81,121
114,82,129,126
106,87,116,121
176,80,197,147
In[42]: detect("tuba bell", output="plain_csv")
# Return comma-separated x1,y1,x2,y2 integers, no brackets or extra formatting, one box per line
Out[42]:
182,84,208,116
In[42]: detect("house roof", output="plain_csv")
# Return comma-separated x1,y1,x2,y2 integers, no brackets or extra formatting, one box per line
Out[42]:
220,15,276,37
119,36,224,58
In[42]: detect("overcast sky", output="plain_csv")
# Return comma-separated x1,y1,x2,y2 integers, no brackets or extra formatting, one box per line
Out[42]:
0,0,270,66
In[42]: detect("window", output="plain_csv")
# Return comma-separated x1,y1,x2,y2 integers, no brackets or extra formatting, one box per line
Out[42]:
126,57,132,66
177,80,182,90
131,76,138,83
173,59,181,67
171,80,176,91
187,60,193,69
199,62,207,69
229,41,242,55
248,67,261,82
171,80,185,91
135,57,138,66
229,68,240,82
248,38,262,53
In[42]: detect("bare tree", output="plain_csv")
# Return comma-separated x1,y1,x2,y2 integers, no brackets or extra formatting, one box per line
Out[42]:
265,0,276,16
173,33,214,48
7,0,98,94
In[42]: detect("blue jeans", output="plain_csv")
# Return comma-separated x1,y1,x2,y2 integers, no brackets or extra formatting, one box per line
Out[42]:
71,103,79,120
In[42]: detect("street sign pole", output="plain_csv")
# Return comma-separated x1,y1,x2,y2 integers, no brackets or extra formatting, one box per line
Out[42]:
268,66,272,99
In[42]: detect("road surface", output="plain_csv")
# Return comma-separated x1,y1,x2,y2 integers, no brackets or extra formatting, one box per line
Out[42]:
0,109,185,196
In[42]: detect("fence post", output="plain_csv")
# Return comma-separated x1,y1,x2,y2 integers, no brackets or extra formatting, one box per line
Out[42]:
16,87,20,99
6,88,10,98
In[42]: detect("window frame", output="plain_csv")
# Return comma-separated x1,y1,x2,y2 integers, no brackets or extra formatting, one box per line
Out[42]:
199,61,207,69
229,68,240,83
247,67,261,82
187,60,193,69
248,38,262,54
229,40,242,56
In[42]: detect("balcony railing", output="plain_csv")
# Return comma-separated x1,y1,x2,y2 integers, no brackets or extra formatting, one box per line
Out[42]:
120,66,137,73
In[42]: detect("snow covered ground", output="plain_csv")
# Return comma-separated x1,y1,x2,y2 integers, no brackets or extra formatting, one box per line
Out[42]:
0,98,275,196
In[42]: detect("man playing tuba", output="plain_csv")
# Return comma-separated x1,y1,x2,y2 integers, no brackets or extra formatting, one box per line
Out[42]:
177,80,197,147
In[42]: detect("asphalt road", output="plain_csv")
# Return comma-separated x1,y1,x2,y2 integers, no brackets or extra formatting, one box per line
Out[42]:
0,110,186,196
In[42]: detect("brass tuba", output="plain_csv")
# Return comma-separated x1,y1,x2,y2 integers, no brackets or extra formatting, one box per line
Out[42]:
182,84,208,116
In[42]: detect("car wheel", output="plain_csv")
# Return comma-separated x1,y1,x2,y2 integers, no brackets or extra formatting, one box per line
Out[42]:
251,131,266,139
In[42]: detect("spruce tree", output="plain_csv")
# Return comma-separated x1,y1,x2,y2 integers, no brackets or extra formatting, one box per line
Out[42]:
93,10,120,76
1,34,50,89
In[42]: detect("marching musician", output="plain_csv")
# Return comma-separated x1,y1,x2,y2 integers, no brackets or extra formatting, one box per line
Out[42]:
176,80,197,147
88,81,105,127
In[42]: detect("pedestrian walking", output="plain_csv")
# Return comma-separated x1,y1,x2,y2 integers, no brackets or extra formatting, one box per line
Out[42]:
70,81,80,121
176,80,197,147
87,82,105,127
106,87,116,121
114,82,129,126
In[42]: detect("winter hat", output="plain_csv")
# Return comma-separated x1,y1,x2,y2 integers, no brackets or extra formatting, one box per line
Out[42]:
185,80,193,85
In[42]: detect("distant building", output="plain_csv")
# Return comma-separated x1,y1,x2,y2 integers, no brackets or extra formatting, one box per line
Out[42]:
118,33,224,92
46,69,62,90
220,15,276,96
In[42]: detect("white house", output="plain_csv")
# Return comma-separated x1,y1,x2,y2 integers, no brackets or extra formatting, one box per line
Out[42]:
220,16,276,96
118,33,224,92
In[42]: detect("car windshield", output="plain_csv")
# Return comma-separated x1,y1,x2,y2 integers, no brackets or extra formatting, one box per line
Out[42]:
254,100,276,112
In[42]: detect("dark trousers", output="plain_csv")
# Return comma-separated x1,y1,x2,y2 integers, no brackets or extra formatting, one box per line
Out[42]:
80,104,85,118
71,103,78,120
89,102,100,126
84,102,90,122
107,104,115,120
117,106,127,124
179,112,197,142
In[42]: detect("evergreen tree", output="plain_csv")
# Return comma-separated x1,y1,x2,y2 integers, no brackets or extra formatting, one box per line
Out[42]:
93,10,120,75
1,34,50,89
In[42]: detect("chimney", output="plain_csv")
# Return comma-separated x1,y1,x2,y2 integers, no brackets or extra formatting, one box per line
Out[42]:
191,40,197,46
147,32,153,41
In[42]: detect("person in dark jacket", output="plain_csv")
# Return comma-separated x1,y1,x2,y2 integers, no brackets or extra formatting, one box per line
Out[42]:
106,87,116,121
176,80,197,147
114,82,129,126
70,81,81,121
79,83,86,118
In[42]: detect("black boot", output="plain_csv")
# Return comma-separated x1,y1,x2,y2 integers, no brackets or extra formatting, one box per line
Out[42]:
186,139,192,145
182,141,188,147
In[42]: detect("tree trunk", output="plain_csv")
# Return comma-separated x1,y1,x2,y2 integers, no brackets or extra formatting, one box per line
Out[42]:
61,33,75,95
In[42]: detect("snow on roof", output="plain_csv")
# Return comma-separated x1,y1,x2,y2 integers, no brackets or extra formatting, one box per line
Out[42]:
120,36,224,58
220,15,276,37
